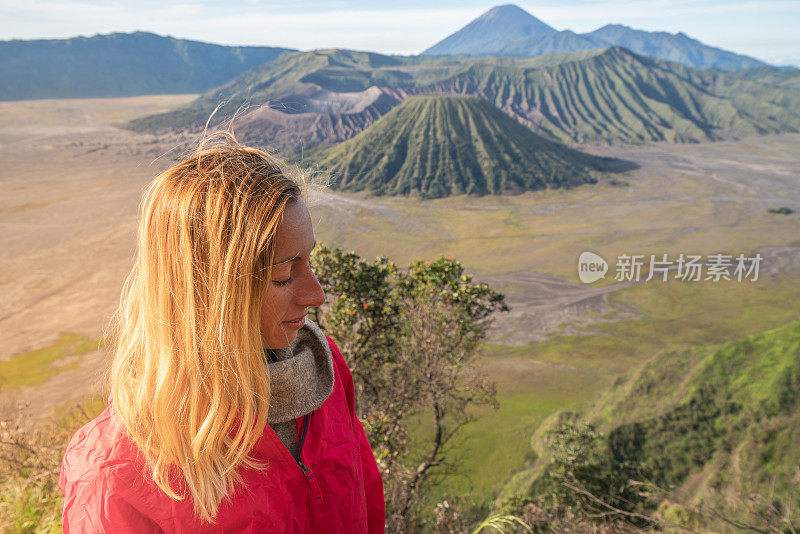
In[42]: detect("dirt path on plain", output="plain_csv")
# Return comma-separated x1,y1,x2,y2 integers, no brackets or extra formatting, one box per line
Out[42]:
479,244,800,345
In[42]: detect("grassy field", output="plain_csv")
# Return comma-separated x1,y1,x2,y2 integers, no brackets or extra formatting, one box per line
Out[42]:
402,266,800,505
0,332,103,390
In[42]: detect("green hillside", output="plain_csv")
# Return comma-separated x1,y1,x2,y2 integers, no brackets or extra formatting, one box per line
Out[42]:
127,48,608,134
126,49,471,132
301,95,624,198
727,65,800,90
127,48,339,132
498,318,800,530
130,47,800,152
424,46,800,144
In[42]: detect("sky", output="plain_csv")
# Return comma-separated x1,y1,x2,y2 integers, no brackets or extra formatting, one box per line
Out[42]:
1,0,798,67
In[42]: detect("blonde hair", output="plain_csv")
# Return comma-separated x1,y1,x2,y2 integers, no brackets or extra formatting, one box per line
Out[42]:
107,131,307,522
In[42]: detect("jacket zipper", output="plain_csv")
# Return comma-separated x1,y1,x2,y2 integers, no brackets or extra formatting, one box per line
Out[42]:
295,412,323,503
295,412,311,473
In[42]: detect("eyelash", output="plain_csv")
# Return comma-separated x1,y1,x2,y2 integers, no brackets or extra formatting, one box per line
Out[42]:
272,277,293,286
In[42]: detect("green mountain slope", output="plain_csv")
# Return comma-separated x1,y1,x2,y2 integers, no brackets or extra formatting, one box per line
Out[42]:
301,95,625,198
129,47,800,151
126,48,484,133
419,47,800,144
728,65,800,91
128,47,669,136
499,318,800,529
0,31,293,100
127,48,341,132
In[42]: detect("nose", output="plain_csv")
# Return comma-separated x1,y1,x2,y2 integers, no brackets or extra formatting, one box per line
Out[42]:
295,264,326,308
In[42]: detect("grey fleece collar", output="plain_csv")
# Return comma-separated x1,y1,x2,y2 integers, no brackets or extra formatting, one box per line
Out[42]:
265,318,334,424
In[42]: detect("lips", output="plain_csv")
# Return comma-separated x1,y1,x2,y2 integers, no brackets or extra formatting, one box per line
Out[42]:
283,314,306,326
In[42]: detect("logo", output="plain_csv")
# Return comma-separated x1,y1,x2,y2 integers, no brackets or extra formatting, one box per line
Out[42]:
578,251,608,283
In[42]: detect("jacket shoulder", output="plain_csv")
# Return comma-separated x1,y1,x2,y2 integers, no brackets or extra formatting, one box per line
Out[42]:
59,405,143,492
60,406,168,532
324,335,355,382
324,333,340,355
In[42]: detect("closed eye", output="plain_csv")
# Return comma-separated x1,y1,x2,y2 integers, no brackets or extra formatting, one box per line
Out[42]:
272,277,293,286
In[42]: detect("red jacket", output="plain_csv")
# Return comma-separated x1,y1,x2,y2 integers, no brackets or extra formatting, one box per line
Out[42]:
59,336,386,533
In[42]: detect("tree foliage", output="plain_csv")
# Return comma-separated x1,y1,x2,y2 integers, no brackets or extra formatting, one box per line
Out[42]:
543,413,649,518
310,243,509,530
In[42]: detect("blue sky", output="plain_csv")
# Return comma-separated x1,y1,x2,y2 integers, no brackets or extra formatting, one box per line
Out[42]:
1,0,798,66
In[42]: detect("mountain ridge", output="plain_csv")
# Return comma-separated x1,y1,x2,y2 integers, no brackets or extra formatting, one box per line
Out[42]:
128,46,800,152
412,46,800,144
0,31,295,100
422,4,766,71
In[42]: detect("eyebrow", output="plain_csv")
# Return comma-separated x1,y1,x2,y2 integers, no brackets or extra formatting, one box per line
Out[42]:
273,239,317,266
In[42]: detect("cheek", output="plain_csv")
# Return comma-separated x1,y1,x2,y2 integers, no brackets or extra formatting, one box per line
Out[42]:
260,290,289,329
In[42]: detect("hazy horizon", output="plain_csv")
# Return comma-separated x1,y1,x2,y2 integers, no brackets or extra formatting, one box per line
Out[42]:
0,0,798,67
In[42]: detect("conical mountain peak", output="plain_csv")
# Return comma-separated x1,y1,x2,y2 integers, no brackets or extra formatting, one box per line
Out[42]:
422,4,556,55
303,95,619,198
479,4,553,30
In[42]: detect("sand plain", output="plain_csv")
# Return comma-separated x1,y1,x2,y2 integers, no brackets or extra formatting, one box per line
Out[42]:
1,95,799,429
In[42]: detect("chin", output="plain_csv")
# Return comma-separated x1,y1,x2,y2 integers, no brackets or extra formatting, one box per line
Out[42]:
266,331,297,350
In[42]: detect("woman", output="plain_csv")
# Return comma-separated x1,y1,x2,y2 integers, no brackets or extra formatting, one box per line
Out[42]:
58,133,385,533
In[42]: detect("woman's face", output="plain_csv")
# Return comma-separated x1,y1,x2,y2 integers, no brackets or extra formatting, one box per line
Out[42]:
260,199,326,349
